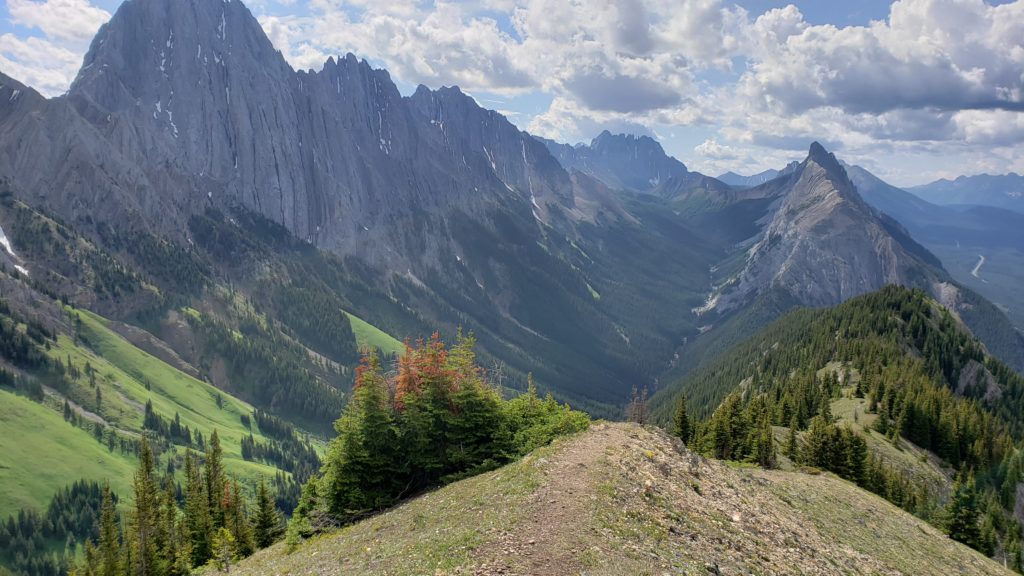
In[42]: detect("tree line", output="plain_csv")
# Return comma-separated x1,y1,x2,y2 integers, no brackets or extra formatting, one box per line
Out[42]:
69,432,283,575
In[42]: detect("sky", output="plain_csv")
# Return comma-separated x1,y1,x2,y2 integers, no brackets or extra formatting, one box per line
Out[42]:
1,0,1022,186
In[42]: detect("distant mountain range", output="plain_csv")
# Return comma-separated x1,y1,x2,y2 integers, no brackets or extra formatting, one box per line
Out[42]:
717,163,799,187
909,173,1024,214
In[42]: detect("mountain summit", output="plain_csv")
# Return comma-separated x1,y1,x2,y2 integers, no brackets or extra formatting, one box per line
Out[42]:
539,131,689,192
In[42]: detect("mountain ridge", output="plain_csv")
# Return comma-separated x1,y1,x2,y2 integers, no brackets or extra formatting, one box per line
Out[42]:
223,422,1012,576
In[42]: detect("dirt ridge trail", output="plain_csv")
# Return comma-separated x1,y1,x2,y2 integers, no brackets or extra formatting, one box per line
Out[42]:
223,422,1012,576
473,422,626,575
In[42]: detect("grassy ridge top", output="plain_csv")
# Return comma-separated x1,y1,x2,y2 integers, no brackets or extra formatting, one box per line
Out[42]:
226,423,1007,575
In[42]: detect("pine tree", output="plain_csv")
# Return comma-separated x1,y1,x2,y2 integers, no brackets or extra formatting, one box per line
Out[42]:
205,431,226,530
802,415,830,469
97,483,120,576
946,471,982,550
160,474,190,575
785,416,799,461
210,527,234,573
183,451,210,566
752,414,777,469
324,350,403,517
672,396,691,444
251,481,283,549
127,439,161,576
226,481,254,558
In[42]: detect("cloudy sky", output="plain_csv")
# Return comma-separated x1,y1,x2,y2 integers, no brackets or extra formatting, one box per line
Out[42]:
2,0,1022,185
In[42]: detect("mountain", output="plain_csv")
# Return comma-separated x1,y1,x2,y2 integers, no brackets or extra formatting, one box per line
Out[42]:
709,143,941,311
717,162,799,187
229,422,1010,576
670,143,1024,376
0,0,726,416
909,173,1024,214
539,130,690,193
848,163,1024,331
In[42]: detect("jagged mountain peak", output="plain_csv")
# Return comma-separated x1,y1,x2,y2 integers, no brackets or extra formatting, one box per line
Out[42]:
707,143,943,313
541,130,689,193
72,0,287,105
805,141,846,179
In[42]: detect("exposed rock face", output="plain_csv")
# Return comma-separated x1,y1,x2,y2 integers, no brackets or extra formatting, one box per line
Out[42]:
715,143,936,311
0,0,614,274
539,131,689,193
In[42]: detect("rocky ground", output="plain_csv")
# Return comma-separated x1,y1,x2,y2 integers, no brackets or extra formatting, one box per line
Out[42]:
223,422,1010,575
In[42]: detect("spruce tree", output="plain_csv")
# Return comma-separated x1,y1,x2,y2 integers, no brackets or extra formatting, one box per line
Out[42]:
672,396,691,444
97,483,120,576
205,431,226,530
251,481,283,549
752,414,777,469
946,471,982,550
183,451,211,566
210,527,235,573
324,350,403,517
227,480,254,558
785,416,799,461
128,439,160,576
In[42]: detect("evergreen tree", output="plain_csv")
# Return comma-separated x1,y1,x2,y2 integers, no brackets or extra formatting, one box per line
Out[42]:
802,415,830,469
205,432,226,530
251,481,283,549
946,471,982,550
324,350,403,518
226,481,254,558
127,439,160,576
210,527,234,573
97,483,120,576
672,396,691,444
183,450,211,566
752,414,777,469
785,416,799,461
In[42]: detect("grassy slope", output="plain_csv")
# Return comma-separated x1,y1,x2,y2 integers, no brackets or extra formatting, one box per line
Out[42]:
0,307,292,516
0,389,136,514
344,311,405,356
226,423,1006,576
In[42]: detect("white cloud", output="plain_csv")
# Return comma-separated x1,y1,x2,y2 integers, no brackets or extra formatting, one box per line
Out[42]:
738,0,1024,114
0,0,109,96
7,0,110,47
0,33,82,96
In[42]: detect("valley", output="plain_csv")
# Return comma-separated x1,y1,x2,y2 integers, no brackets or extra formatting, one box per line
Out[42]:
0,0,1022,574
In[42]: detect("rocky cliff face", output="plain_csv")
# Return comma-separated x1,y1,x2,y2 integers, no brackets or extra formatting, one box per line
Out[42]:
0,0,613,274
714,143,938,311
540,131,690,193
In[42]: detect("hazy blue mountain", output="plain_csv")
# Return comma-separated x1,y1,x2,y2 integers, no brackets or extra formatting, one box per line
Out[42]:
909,173,1024,214
538,131,690,193
848,163,1024,332
717,162,799,188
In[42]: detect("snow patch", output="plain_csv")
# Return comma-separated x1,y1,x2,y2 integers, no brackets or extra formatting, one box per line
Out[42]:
0,223,28,276
218,12,226,40
0,224,16,258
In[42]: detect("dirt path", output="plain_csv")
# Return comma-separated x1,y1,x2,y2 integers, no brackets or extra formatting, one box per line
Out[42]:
474,422,625,575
